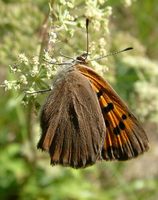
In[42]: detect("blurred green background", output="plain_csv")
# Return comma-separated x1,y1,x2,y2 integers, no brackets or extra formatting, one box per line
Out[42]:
0,0,158,200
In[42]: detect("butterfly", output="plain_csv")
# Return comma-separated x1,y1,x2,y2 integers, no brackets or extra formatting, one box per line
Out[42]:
37,20,149,169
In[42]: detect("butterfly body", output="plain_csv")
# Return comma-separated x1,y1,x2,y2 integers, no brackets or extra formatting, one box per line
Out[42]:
38,55,149,168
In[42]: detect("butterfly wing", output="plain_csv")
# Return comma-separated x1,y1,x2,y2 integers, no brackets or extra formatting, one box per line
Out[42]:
77,64,149,160
38,68,106,168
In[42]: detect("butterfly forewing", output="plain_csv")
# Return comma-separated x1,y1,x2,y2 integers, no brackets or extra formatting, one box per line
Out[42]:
77,64,149,160
38,68,106,168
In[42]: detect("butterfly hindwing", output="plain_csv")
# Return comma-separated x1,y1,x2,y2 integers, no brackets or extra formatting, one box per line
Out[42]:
38,68,106,168
77,64,149,160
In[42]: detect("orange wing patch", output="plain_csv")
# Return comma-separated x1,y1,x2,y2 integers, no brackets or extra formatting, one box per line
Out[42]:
77,64,149,160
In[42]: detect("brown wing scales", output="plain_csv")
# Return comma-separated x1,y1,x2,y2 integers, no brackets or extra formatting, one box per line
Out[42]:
38,68,106,168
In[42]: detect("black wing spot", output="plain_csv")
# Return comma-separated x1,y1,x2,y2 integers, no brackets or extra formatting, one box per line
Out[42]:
113,120,126,136
105,119,110,127
119,121,126,130
113,126,120,135
103,103,114,114
122,114,127,120
96,90,103,98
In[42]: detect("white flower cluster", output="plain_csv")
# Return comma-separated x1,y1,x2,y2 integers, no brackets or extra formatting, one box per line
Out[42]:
134,81,158,122
31,56,40,77
122,55,158,121
99,37,107,56
3,0,116,105
59,0,74,8
124,0,135,7
49,31,57,44
20,75,28,85
85,0,112,32
18,53,29,65
3,80,20,91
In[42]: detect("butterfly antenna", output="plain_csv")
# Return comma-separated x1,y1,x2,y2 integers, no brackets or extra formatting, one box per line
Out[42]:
86,18,89,56
25,88,51,95
91,47,133,61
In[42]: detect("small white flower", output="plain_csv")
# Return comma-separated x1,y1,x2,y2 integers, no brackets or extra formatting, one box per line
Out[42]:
59,0,66,5
49,31,57,43
3,80,20,91
50,58,57,64
4,80,13,91
98,0,106,5
31,65,39,77
32,56,39,66
43,51,56,65
99,38,106,46
44,51,52,61
105,6,112,17
9,65,17,73
89,41,96,53
21,100,28,106
124,0,132,7
67,2,74,8
99,38,107,56
14,84,20,91
49,32,57,39
91,60,108,76
46,67,57,79
17,69,22,73
62,10,74,22
20,75,28,85
100,48,107,56
93,20,101,31
18,53,29,65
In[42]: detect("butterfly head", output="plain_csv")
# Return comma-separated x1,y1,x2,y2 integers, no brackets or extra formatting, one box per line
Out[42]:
76,52,89,64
